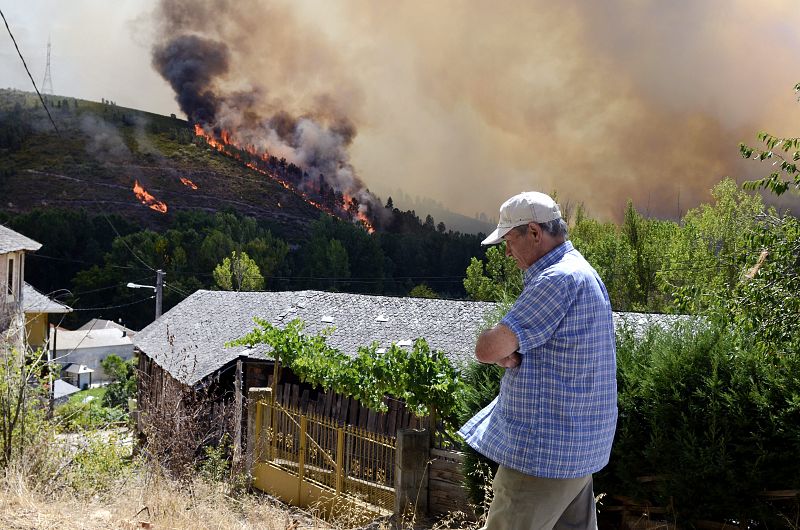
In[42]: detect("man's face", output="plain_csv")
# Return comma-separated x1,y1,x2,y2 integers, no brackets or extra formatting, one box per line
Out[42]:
502,224,538,270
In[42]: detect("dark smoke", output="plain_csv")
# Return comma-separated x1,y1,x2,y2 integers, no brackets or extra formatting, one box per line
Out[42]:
151,34,230,125
268,111,299,146
150,0,385,223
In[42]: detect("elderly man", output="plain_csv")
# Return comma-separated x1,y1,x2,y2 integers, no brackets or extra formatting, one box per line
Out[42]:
458,191,617,530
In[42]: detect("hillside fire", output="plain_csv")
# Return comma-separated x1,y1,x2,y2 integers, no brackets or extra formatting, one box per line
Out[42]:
179,177,199,189
192,124,375,233
133,180,168,213
153,30,381,233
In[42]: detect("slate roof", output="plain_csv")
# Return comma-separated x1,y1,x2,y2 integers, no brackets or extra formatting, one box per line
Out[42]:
55,327,133,351
613,311,695,337
134,290,499,385
22,283,72,314
78,318,137,338
134,289,690,387
0,225,41,254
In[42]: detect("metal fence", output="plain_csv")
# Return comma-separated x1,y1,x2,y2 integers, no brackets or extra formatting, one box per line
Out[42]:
254,399,396,512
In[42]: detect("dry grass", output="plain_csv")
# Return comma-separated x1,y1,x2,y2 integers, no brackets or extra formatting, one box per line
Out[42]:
0,465,338,530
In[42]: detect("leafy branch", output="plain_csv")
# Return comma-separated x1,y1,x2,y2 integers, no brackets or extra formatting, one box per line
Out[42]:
228,318,466,428
739,82,800,196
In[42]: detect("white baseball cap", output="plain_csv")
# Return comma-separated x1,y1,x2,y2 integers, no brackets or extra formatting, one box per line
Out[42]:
481,191,562,245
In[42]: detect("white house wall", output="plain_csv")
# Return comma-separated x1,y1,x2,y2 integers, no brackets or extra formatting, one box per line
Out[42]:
56,344,135,383
1,251,25,349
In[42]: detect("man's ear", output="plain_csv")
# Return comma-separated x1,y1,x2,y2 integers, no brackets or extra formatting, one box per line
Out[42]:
529,222,541,242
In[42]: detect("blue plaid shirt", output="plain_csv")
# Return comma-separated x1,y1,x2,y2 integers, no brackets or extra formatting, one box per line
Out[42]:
459,241,617,479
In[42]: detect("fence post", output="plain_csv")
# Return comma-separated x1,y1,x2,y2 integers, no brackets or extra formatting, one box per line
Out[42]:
246,387,272,483
298,414,307,503
394,428,430,518
336,427,345,494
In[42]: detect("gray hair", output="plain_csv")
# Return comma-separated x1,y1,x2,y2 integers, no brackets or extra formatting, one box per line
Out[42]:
512,218,569,239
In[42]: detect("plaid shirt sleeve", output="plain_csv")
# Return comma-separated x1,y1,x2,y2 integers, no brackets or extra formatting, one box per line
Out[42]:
501,271,576,355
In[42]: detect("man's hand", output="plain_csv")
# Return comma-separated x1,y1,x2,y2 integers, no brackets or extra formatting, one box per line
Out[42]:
495,352,521,369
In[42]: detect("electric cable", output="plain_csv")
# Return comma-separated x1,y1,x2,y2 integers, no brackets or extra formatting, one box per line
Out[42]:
0,8,59,135
28,253,151,272
100,212,157,272
69,295,155,312
164,283,190,297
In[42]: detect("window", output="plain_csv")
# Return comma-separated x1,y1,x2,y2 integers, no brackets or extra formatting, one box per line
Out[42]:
6,256,13,297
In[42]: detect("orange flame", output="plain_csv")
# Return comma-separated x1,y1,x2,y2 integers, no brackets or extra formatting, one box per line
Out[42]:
180,177,199,190
193,123,374,232
343,193,375,233
195,123,228,153
357,211,375,234
133,180,168,213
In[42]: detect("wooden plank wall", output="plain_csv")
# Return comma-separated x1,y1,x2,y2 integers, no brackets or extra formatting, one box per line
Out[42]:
428,448,471,516
268,378,425,437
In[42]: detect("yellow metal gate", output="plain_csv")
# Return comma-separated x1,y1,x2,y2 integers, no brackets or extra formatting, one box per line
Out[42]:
251,398,396,518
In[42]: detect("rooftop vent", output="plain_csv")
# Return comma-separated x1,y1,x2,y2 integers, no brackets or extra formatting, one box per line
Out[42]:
375,314,389,323
321,315,334,324
396,339,413,348
376,347,387,354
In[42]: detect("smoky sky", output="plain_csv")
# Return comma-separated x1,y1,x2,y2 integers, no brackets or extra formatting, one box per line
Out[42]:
146,0,800,220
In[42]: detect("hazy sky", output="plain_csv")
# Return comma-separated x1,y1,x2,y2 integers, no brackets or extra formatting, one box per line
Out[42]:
2,0,799,220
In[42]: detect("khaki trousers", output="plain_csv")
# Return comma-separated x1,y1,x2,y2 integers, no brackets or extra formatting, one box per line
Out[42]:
482,466,597,530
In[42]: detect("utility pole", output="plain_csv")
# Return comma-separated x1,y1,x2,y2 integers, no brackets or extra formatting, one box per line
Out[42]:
155,269,164,320
127,269,165,322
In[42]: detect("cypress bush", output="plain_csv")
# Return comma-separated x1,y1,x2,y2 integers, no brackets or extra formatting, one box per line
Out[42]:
457,360,503,511
598,321,800,527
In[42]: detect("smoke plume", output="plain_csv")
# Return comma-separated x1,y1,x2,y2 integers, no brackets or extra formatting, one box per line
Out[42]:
150,0,379,220
149,0,800,221
152,34,230,126
80,115,132,163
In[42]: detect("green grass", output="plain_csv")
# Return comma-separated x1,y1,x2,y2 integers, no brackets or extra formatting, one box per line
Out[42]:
67,386,107,406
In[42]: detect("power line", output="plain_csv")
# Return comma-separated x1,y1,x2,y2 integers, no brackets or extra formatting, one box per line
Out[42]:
100,211,156,272
28,252,152,272
68,275,154,296
49,313,100,363
164,282,190,297
70,295,155,312
0,8,59,135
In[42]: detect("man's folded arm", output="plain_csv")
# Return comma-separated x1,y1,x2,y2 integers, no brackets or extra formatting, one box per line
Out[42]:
475,324,520,365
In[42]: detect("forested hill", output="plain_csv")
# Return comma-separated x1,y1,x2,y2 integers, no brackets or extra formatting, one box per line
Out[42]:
0,89,488,330
0,88,323,239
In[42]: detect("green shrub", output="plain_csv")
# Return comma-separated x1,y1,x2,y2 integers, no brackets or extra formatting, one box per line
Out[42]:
456,360,503,511
65,432,133,497
199,435,231,484
454,302,509,512
55,398,127,432
100,355,137,409
598,321,800,527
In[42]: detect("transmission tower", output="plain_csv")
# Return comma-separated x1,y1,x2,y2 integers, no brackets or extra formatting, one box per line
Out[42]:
42,36,53,95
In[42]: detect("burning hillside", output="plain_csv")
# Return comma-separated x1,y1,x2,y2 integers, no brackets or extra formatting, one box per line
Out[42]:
192,123,374,232
151,19,382,232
